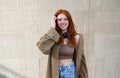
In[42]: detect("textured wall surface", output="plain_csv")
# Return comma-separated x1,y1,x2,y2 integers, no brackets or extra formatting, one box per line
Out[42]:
0,0,120,78
0,0,40,78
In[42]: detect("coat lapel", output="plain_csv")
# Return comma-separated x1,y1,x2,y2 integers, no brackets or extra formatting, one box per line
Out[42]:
51,44,60,78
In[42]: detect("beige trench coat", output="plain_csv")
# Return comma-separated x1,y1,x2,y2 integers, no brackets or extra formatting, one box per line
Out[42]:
36,28,88,78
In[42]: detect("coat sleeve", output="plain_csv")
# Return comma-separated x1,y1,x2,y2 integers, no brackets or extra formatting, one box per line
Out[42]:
79,53,88,78
36,28,60,55
79,34,88,78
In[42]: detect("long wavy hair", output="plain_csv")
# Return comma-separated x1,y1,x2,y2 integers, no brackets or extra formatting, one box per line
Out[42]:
54,9,77,47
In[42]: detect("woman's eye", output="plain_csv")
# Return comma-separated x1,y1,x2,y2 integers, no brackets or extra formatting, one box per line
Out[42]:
64,18,68,21
57,19,62,21
57,18,68,21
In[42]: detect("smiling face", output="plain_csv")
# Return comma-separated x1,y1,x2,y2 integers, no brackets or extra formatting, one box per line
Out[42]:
57,14,69,31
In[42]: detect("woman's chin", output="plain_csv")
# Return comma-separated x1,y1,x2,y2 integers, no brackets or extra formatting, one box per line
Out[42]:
60,27,68,30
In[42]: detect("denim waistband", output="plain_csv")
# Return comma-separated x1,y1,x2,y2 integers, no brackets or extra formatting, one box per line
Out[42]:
59,62,75,71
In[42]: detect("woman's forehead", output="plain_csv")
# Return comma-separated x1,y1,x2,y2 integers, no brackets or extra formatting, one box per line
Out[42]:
57,14,67,19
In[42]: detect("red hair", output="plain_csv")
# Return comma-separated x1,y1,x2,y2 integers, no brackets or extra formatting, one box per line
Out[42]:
54,9,77,47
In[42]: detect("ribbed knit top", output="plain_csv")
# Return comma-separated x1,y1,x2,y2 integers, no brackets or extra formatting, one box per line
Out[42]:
59,44,74,59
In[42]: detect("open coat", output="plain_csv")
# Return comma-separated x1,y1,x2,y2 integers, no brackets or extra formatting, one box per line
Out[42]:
36,28,88,78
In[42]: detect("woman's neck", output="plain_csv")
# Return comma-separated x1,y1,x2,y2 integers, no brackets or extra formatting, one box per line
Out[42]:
62,29,67,33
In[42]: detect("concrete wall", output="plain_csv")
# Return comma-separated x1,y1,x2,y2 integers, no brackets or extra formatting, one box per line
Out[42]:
0,0,120,78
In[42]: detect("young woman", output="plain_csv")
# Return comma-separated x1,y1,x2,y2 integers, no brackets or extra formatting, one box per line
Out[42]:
36,9,88,78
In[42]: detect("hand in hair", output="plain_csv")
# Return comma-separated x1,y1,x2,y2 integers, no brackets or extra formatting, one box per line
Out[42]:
51,16,57,29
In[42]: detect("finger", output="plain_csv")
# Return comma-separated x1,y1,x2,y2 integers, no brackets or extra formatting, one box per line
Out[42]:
52,16,57,20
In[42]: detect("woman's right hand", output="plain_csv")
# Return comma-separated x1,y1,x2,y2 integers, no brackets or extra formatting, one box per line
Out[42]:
51,16,57,29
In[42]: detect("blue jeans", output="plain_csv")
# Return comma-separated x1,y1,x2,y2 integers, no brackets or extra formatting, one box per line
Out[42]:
59,62,75,78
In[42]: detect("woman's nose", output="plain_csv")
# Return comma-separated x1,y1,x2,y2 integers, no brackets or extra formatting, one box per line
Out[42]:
61,20,65,23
